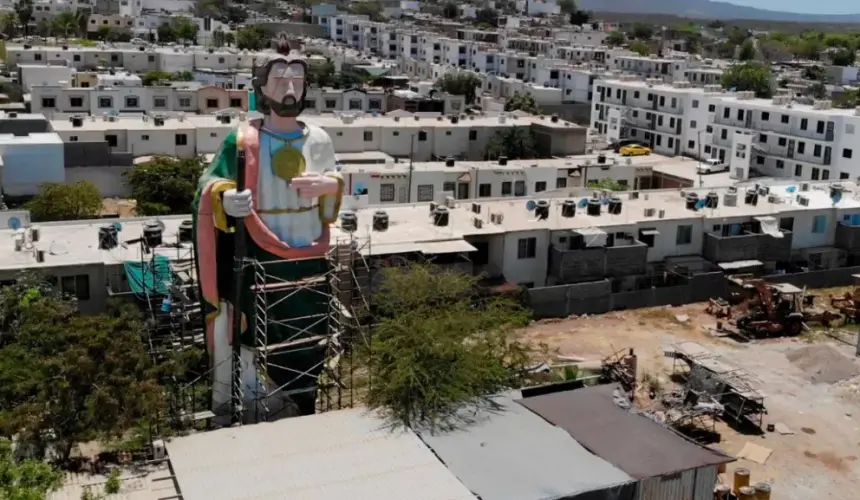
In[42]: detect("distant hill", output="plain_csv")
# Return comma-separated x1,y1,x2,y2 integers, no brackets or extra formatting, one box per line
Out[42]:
577,0,860,23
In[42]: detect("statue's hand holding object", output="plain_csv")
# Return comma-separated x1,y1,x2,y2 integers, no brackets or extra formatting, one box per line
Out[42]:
223,188,254,218
291,172,339,199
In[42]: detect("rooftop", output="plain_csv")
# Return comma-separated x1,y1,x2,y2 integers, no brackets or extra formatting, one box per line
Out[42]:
417,392,635,500
166,408,476,500
49,464,180,500
518,384,734,479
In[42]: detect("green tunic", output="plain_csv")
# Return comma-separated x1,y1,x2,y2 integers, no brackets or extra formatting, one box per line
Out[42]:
192,129,328,416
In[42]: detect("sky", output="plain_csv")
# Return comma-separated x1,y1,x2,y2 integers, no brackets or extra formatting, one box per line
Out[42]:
724,0,860,14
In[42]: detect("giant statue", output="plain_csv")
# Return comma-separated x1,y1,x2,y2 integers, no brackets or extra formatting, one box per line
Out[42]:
193,36,343,421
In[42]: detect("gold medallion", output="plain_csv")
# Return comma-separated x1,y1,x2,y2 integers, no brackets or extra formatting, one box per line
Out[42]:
271,146,306,181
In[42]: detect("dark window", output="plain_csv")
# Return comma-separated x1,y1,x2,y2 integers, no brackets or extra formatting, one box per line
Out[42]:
800,118,808,130
469,130,477,140
229,98,242,108
61,275,90,301
514,180,526,196
795,164,802,176
418,131,427,141
812,167,820,180
556,177,567,188
778,137,786,146
105,134,118,147
175,134,188,146
479,184,491,197
206,98,218,108
517,237,536,259
781,114,789,123
761,111,770,121
535,181,546,192
41,97,56,108
797,142,806,154
843,148,853,159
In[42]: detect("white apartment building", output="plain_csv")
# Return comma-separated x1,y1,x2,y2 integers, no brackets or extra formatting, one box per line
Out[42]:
607,54,690,82
516,0,561,15
30,82,200,115
591,77,711,158
684,67,724,87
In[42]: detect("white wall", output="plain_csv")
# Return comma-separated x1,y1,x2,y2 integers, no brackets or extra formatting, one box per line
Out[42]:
0,133,65,196
502,229,550,286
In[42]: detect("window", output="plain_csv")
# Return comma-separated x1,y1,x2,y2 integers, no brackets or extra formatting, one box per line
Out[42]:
179,97,191,107
229,98,242,108
844,148,853,159
69,97,83,107
776,159,784,169
847,124,856,134
379,183,395,202
392,131,399,137
688,140,695,149
708,104,715,112
759,134,767,143
675,225,692,245
348,99,362,110
34,54,42,61
417,184,434,202
671,97,677,108
124,96,139,108
816,120,825,134
105,134,118,147
175,134,187,146
706,126,713,133
153,97,167,108
479,184,491,197
206,98,218,108
41,97,56,108
511,180,525,196
556,177,567,189
502,181,512,196
737,109,744,120
723,108,730,119
319,99,334,109
779,217,794,232
756,156,764,165
778,137,786,147
60,275,90,301
781,114,789,123
304,100,316,109
721,129,728,140
812,167,820,180
795,164,802,176
73,54,81,62
761,111,770,121
517,237,536,259
469,130,477,141
797,142,805,154
800,118,808,130
417,131,427,141
443,182,456,193
822,169,830,180
704,145,712,154
363,131,373,141
690,120,697,128
841,172,850,180
69,136,78,142
812,215,827,233
141,134,149,141
814,144,821,157
692,99,699,108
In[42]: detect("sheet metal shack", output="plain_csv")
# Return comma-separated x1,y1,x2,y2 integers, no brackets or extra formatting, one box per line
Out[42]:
520,384,735,500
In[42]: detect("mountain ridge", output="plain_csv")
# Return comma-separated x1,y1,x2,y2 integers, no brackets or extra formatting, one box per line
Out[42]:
576,0,860,23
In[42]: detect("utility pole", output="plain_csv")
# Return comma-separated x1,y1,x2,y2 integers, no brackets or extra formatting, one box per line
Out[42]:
407,132,415,203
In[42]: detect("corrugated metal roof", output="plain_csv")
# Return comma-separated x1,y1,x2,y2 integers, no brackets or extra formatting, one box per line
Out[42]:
167,408,476,500
417,392,636,500
519,385,734,480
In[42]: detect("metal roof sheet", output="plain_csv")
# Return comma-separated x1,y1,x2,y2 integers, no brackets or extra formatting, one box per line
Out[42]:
519,385,734,480
167,408,476,500
417,392,636,500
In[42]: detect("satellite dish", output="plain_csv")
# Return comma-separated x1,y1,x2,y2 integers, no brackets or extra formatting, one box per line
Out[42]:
526,200,537,211
112,221,123,232
786,186,797,193
831,191,842,204
695,199,707,209
7,217,21,230
578,198,589,208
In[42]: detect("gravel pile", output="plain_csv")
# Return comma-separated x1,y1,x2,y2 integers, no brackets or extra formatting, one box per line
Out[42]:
786,345,860,384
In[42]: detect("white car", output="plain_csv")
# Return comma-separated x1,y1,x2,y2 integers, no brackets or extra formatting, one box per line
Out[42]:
697,158,729,174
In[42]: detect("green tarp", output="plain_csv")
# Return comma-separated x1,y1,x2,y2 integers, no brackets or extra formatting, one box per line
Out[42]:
124,255,172,297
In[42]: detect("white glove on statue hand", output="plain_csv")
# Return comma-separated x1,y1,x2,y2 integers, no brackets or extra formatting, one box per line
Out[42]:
222,188,253,218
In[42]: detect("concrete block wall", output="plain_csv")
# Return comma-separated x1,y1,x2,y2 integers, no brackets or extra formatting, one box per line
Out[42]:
762,265,860,289
550,242,648,284
606,243,648,277
835,224,860,253
703,232,759,263
757,231,792,262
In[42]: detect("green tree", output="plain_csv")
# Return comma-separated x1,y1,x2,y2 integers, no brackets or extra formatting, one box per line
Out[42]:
558,0,576,15
630,23,653,40
809,82,827,99
605,30,625,47
0,438,64,499
475,8,498,27
141,70,173,86
35,18,51,37
0,291,162,461
308,60,337,88
831,49,855,67
51,11,78,38
171,17,198,44
350,1,382,21
435,73,481,104
721,62,773,98
235,26,269,51
835,89,860,109
0,11,18,37
485,127,537,160
504,92,540,114
442,2,458,18
14,0,32,36
123,156,203,216
25,182,102,222
587,178,627,191
364,264,537,430
629,40,650,56
157,22,177,44
738,39,756,61
758,39,791,63
95,24,113,41
802,65,825,81
568,8,591,26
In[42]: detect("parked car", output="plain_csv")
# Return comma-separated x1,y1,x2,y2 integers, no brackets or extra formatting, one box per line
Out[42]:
696,158,729,174
606,139,645,153
619,144,651,157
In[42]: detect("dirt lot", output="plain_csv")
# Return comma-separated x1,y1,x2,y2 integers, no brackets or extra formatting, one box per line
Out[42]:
519,301,860,500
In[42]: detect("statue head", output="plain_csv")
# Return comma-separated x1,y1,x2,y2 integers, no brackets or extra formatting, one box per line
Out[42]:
252,34,308,119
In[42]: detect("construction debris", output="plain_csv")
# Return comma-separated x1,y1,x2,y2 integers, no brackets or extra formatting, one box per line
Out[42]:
737,442,773,465
786,345,860,384
774,422,794,435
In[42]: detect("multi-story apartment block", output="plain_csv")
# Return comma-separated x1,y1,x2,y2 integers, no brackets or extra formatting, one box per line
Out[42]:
606,54,690,82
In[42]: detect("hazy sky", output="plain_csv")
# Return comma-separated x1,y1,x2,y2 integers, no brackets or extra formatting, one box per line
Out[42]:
725,0,859,14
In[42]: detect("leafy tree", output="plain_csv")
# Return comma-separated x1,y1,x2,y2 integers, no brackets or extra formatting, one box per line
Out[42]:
802,65,825,81
605,30,625,47
0,11,18,37
504,92,540,114
475,8,498,27
568,8,590,26
123,156,203,216
442,2,458,18
809,82,827,99
157,23,176,44
721,62,773,98
0,438,64,499
14,0,32,36
35,18,51,37
485,127,537,160
212,28,235,48
835,89,859,109
25,181,102,222
436,73,481,104
587,178,628,191
171,17,198,44
629,23,653,40
364,264,537,430
629,40,650,56
707,20,724,30
0,291,162,461
831,49,855,67
350,1,382,21
758,39,791,63
738,39,756,61
558,0,576,15
235,26,270,51
51,11,79,38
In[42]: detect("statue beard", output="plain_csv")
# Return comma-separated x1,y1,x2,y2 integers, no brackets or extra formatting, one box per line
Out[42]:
264,93,304,118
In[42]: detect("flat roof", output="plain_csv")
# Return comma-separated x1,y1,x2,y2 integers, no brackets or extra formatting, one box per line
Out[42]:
166,408,476,500
417,392,635,500
49,464,180,500
519,385,734,479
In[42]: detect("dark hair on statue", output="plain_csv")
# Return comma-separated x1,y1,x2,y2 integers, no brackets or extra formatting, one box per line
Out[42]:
275,33,291,56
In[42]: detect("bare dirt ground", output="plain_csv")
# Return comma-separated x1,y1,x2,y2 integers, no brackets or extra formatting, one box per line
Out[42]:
519,300,860,500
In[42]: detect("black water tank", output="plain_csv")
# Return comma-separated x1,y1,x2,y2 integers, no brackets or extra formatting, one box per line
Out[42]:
685,193,699,211
445,157,455,167
586,198,601,216
178,220,193,242
597,154,607,164
535,200,550,220
745,189,758,206
561,200,576,218
143,221,163,247
373,210,389,231
98,225,118,250
498,156,508,166
429,202,437,213
706,191,719,209
340,211,358,232
607,197,622,215
433,206,449,226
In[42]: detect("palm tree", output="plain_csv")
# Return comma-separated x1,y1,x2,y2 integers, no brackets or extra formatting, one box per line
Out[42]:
0,11,18,38
51,11,78,39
